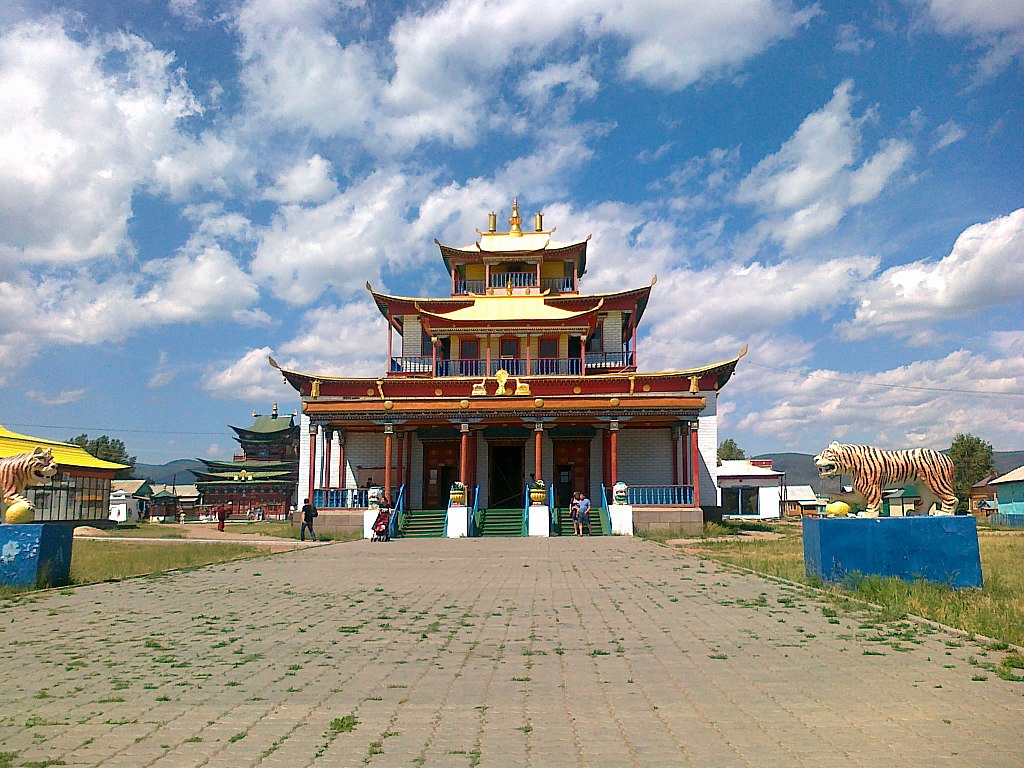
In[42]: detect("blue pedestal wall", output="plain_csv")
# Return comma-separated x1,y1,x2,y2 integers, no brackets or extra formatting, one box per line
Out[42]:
0,524,75,588
803,516,983,589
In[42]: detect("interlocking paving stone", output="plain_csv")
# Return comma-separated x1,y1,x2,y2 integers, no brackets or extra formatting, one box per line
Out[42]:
1,537,1022,766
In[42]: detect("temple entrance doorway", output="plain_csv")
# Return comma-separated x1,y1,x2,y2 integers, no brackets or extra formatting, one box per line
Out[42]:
554,441,590,508
422,441,459,509
489,443,524,508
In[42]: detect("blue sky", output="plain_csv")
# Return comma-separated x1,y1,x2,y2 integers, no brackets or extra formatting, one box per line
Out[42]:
1,0,1022,463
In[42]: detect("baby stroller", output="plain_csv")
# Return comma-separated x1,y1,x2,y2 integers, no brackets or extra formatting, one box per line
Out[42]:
371,508,391,542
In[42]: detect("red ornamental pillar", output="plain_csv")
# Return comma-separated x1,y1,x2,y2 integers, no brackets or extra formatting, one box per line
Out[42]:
397,430,405,489
534,423,543,483
307,422,317,503
610,420,619,486
405,431,413,492
690,423,700,507
384,425,394,500
460,423,470,486
579,334,586,374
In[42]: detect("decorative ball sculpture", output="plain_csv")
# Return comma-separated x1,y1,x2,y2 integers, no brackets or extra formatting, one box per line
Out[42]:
825,501,851,517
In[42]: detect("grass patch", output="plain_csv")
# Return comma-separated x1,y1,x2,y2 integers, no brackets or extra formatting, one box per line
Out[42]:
688,531,1024,646
70,541,270,583
329,715,359,733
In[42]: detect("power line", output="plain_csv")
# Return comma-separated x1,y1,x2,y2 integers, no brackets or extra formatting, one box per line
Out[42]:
5,422,226,437
745,361,1024,398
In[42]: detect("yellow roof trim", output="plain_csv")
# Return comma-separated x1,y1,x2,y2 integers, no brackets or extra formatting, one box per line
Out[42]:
0,425,130,470
416,294,601,322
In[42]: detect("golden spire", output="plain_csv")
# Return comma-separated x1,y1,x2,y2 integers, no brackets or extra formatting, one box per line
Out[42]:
508,197,522,236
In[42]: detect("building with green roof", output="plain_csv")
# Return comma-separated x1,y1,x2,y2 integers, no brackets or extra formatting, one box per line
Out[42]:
191,405,298,518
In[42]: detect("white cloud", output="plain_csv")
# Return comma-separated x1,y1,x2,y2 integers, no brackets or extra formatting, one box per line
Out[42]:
0,20,200,263
26,388,86,406
916,0,1024,80
280,301,390,377
736,80,913,249
263,154,337,204
835,22,874,54
732,346,1024,451
930,120,967,152
233,0,818,153
845,208,1024,340
203,346,296,401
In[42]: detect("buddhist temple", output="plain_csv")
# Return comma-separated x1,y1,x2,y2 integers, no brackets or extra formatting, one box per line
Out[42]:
271,199,745,536
191,404,298,517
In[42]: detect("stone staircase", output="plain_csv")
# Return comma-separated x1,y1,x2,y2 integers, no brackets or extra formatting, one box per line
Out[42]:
401,508,447,538
476,508,524,537
553,507,608,536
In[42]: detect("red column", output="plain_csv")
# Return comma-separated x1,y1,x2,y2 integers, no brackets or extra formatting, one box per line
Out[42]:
525,334,531,375
307,423,317,502
534,424,543,482
610,421,619,485
690,424,700,507
485,335,492,374
405,431,413,494
430,337,437,373
460,424,470,486
631,317,638,368
384,426,394,500
397,430,405,488
579,334,586,374
602,428,611,488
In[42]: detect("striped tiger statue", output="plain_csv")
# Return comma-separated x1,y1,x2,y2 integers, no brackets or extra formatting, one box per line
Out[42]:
0,447,59,523
813,442,957,517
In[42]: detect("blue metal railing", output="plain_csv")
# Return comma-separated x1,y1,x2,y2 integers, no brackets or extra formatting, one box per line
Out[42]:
390,355,433,373
388,485,405,539
585,351,634,370
469,486,480,537
548,484,556,534
540,277,574,292
601,484,608,509
455,280,486,294
313,488,369,508
624,485,694,505
490,272,537,288
520,487,528,536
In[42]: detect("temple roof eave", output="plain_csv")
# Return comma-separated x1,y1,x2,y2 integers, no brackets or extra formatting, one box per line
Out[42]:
437,238,589,277
269,345,747,395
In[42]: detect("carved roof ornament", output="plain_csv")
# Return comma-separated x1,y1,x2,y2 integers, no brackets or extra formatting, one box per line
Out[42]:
508,197,523,237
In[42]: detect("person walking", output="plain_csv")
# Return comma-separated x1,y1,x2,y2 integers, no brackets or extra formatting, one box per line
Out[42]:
578,493,592,536
300,497,318,541
216,502,229,532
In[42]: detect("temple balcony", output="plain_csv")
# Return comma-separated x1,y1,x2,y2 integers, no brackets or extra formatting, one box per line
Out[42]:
453,275,576,296
388,351,635,377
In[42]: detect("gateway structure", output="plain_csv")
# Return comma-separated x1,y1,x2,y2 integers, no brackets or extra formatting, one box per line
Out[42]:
272,200,745,536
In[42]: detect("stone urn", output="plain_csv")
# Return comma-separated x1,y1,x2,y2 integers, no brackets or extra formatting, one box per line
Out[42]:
529,481,547,505
449,483,466,506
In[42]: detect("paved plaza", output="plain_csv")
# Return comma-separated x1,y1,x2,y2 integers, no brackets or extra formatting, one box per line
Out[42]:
1,537,1022,767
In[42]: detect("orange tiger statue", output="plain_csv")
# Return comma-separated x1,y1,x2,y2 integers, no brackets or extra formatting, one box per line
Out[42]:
0,447,59,523
813,442,957,517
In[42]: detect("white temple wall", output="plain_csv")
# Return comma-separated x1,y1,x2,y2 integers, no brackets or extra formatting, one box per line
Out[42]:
698,392,720,505
402,315,422,356
616,428,675,485
602,312,622,354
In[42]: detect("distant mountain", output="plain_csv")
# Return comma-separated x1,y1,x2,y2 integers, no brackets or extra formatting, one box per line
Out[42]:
754,450,1024,495
132,459,204,485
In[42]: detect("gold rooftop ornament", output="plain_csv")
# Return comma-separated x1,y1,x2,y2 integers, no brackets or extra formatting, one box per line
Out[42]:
508,197,522,236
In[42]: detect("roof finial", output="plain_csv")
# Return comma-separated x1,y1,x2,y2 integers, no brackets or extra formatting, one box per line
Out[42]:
508,196,522,236
487,211,497,233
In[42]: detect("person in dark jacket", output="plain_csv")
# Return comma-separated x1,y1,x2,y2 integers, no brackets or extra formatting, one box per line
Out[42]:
300,498,318,541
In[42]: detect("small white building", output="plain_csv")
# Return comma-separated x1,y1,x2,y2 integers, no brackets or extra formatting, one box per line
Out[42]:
717,460,784,519
780,484,826,517
108,480,153,523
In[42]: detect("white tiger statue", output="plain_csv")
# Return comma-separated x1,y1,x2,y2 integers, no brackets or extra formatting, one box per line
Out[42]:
813,442,958,518
1,447,59,523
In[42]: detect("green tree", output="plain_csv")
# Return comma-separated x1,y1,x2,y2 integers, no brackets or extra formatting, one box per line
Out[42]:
67,434,137,479
717,438,747,461
947,433,995,513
